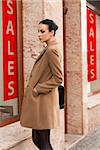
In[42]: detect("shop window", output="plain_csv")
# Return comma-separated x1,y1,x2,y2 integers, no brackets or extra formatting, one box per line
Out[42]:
0,0,23,126
87,2,100,95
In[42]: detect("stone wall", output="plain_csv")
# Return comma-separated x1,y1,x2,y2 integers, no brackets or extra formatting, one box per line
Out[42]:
64,0,88,134
23,0,43,88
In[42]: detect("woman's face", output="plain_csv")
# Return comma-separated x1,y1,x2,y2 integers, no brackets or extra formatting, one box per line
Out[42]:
38,23,53,43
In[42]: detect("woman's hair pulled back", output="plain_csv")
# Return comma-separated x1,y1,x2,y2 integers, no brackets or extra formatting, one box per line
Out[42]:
39,19,58,36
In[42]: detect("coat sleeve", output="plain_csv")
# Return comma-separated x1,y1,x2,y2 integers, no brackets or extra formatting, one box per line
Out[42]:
32,48,63,96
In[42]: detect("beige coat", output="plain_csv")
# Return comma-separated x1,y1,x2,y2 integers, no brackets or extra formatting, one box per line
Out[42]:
20,40,63,129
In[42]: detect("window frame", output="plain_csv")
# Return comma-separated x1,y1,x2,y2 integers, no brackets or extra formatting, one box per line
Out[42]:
87,2,100,96
0,0,24,127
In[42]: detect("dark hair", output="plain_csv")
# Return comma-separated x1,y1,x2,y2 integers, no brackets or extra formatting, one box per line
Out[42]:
39,19,58,36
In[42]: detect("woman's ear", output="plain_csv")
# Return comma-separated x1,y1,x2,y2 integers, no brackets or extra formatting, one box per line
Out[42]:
51,30,55,36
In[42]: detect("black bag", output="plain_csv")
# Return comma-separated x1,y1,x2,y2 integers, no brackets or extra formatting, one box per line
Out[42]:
58,85,64,109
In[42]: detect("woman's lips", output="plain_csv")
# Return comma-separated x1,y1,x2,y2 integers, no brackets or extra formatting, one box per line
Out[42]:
39,38,44,42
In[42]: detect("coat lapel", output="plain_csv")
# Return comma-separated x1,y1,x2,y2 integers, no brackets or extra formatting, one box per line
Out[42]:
34,47,47,64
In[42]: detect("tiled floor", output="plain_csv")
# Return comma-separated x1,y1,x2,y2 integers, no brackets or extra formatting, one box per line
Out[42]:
64,134,83,150
69,126,100,150
9,138,38,150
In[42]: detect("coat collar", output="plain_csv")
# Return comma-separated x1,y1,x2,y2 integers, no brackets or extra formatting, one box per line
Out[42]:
34,39,57,64
46,39,57,48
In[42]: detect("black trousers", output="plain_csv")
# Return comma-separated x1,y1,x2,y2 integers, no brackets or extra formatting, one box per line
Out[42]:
32,129,53,150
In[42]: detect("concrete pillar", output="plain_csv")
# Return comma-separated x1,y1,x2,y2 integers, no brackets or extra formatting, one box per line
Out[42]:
63,0,88,134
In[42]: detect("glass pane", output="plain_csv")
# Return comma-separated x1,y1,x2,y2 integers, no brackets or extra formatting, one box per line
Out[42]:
90,14,100,92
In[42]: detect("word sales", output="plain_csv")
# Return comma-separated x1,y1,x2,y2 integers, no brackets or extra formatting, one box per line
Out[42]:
87,8,96,82
2,0,18,100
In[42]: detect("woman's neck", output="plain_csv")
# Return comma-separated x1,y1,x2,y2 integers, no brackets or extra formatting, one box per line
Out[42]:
46,37,55,45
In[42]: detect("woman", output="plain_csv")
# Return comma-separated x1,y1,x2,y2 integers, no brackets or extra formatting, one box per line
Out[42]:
20,19,63,150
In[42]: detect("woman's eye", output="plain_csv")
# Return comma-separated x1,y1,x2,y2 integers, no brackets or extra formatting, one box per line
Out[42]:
41,30,45,33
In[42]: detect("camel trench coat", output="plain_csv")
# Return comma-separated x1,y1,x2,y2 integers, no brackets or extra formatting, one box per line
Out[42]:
20,40,63,129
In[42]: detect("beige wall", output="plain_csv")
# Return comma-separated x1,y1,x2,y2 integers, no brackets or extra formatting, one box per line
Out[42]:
43,0,63,52
64,0,83,134
23,0,43,88
64,0,88,134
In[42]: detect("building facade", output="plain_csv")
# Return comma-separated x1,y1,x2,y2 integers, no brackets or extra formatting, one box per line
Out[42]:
0,0,100,149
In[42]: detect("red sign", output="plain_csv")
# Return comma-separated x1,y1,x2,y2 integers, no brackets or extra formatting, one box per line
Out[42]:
2,0,18,100
87,8,96,82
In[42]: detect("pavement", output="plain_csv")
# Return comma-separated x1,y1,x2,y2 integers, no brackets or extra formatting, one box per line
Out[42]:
0,121,100,150
68,126,100,150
